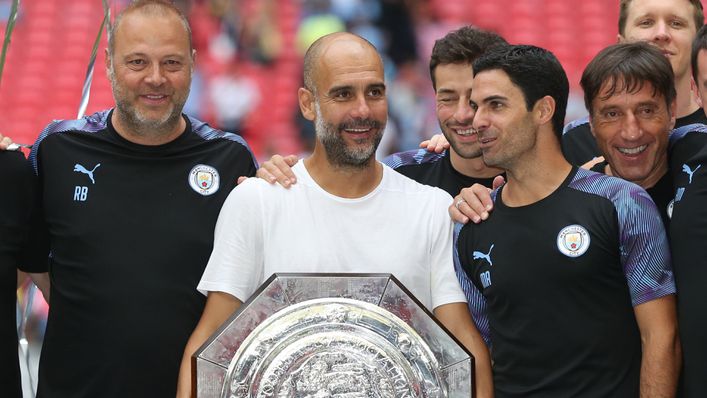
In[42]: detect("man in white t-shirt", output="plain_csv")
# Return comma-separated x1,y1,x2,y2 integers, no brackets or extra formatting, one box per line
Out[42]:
177,32,493,398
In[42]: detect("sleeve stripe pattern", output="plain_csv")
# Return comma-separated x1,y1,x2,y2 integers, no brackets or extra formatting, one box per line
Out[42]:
188,116,259,169
669,122,707,148
453,222,492,347
568,168,675,306
28,110,111,173
562,115,589,136
382,148,447,169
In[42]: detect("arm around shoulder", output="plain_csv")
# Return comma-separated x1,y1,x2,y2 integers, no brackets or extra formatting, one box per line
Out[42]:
255,154,299,187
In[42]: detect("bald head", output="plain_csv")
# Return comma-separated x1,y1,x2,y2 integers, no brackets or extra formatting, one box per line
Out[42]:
303,32,382,93
108,0,192,59
297,32,387,170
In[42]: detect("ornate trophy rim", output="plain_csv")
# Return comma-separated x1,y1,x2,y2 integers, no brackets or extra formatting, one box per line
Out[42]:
194,273,474,398
221,297,443,397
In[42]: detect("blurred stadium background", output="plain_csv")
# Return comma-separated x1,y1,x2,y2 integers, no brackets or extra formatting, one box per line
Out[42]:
1,0,619,162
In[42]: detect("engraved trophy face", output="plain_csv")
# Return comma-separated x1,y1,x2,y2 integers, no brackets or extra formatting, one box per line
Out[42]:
194,274,474,398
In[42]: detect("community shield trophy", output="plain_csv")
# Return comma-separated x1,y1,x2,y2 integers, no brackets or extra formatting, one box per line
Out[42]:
193,273,474,397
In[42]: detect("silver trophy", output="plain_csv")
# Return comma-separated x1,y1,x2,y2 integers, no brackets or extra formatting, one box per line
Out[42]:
193,273,474,397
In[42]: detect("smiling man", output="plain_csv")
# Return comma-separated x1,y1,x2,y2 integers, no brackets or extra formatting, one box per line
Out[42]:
382,27,506,197
255,27,506,199
108,5,193,145
178,32,493,398
562,0,705,166
26,1,258,397
582,42,677,227
456,44,679,397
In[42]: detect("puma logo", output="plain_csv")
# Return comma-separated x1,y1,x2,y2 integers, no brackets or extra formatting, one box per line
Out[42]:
682,164,701,184
473,244,494,266
73,163,101,184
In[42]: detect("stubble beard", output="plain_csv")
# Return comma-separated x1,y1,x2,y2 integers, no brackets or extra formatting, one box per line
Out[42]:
481,121,537,171
109,65,189,138
441,125,483,159
314,100,384,170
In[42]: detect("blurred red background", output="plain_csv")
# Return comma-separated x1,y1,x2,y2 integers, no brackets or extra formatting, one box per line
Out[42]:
0,0,620,160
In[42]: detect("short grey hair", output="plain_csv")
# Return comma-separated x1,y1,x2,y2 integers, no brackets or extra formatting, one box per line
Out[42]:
107,0,193,58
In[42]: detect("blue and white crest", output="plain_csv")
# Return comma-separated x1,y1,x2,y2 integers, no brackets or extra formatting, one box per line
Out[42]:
188,164,220,196
557,224,590,257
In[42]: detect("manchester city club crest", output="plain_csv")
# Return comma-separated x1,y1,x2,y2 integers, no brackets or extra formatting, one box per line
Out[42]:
188,164,220,196
556,224,590,257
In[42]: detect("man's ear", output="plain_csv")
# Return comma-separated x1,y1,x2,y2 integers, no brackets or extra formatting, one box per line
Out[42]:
588,114,596,138
692,75,703,107
668,98,677,131
534,95,556,126
105,48,111,77
298,87,316,121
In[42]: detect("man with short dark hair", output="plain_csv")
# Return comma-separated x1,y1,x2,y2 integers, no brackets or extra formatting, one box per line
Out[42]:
579,46,707,397
562,0,706,166
382,26,506,198
580,42,676,226
457,44,679,397
26,1,258,397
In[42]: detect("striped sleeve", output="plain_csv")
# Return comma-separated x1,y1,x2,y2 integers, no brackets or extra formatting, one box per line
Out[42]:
616,186,675,305
29,110,110,174
454,222,492,348
189,115,259,170
562,115,589,136
571,169,675,306
382,148,447,169
669,123,707,147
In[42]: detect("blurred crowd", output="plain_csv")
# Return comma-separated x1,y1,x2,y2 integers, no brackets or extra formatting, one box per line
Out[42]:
158,0,587,159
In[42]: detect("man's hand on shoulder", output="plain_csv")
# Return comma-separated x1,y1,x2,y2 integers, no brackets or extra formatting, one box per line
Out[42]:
256,154,299,188
419,134,449,153
580,156,605,170
449,176,504,224
0,133,14,150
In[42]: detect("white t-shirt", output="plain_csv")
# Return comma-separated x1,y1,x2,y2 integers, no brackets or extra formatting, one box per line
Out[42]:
198,161,466,310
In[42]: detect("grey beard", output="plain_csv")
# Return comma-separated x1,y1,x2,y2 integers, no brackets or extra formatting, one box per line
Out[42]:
108,64,188,139
314,101,383,169
113,97,184,138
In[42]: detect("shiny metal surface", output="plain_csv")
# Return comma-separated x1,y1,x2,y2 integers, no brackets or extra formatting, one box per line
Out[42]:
224,298,442,398
195,274,473,398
